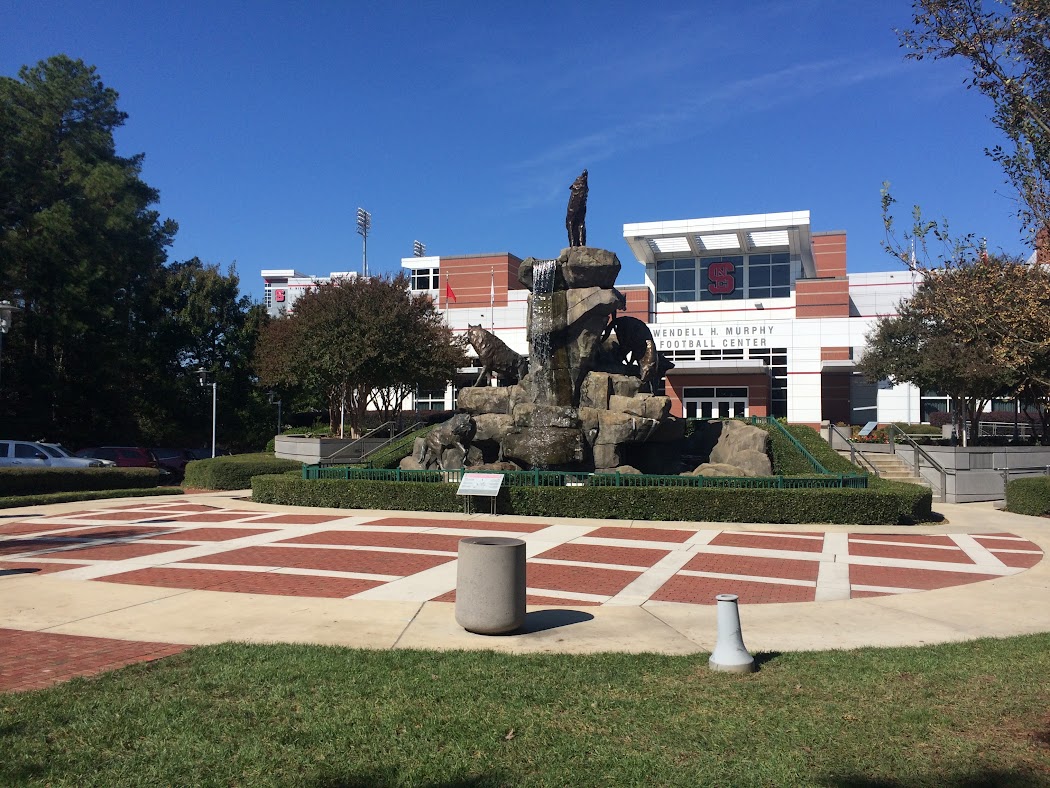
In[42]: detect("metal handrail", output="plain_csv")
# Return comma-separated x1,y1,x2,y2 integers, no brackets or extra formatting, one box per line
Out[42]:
887,424,949,502
828,423,881,477
321,420,397,463
360,421,428,465
748,416,830,475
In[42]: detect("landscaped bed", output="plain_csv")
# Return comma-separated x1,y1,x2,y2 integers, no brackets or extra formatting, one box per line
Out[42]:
3,636,1048,785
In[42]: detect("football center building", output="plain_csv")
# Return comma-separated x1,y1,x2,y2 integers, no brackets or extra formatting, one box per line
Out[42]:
263,210,928,426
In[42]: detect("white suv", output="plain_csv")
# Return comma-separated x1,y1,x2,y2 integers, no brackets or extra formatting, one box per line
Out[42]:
0,440,107,468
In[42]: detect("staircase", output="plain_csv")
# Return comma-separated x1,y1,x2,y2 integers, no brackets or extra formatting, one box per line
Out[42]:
837,449,930,487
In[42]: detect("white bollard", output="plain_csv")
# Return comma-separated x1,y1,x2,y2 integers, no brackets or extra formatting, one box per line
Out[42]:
709,593,756,673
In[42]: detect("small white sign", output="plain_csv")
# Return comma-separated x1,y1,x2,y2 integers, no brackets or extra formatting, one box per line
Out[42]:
858,421,879,437
457,473,504,497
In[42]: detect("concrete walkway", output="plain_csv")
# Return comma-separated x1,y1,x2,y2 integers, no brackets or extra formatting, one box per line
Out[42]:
1,491,1048,690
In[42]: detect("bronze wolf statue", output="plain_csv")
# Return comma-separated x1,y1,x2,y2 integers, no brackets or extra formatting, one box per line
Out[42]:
600,315,675,389
466,324,528,387
566,169,588,247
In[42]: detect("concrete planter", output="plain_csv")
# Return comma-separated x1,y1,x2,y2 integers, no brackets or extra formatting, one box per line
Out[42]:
455,536,526,635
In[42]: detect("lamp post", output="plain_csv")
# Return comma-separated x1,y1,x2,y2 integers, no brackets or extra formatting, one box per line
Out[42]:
413,240,426,257
356,207,371,277
197,368,217,458
0,300,22,389
268,391,282,435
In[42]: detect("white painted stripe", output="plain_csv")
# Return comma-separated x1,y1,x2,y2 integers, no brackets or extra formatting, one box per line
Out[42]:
265,542,458,558
842,554,1021,575
690,544,825,561
989,548,1043,555
851,584,922,595
677,569,816,588
849,537,966,552
570,536,693,551
528,557,650,573
604,549,698,606
685,530,722,547
950,533,1008,569
815,533,850,601
526,587,608,603
156,562,401,583
349,560,460,601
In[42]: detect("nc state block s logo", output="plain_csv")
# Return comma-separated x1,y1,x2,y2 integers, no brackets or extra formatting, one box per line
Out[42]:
707,262,736,295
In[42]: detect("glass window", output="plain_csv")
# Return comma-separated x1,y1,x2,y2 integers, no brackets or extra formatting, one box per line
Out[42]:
411,268,438,291
14,443,41,458
655,259,696,303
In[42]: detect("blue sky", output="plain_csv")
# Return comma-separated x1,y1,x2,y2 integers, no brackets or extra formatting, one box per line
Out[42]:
2,1,1032,303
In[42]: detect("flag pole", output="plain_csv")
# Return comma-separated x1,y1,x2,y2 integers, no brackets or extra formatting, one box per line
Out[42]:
490,267,495,331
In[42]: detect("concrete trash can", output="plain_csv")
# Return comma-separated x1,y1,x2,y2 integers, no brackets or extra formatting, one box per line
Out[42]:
455,536,526,634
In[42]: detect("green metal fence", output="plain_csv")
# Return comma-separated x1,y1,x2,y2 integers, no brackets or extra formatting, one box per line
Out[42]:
301,465,867,489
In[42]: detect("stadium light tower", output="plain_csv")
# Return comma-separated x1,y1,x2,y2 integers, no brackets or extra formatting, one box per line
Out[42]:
356,208,371,276
413,240,426,257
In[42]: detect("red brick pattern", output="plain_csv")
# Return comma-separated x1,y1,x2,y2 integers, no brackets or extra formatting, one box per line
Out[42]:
55,525,172,539
101,567,382,598
989,551,1043,568
58,542,188,560
851,534,956,546
849,564,999,591
280,530,462,552
0,521,85,536
144,527,277,542
535,543,670,567
1,537,85,557
586,526,695,543
362,517,547,533
709,532,824,553
847,540,973,564
683,553,820,582
246,513,347,524
525,562,640,595
185,545,453,575
0,560,87,575
0,628,188,692
651,575,816,605
143,511,259,523
78,511,167,521
972,536,1041,552
850,589,892,599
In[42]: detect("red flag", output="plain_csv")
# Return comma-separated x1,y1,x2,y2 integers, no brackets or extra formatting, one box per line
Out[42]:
445,278,457,303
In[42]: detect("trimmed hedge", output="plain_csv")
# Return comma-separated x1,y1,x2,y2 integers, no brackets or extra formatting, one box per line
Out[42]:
184,453,303,490
0,467,161,497
252,474,933,524
1005,476,1050,516
781,424,861,474
0,487,183,509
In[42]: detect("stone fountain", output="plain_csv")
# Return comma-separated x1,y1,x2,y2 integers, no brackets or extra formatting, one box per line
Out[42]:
401,170,687,474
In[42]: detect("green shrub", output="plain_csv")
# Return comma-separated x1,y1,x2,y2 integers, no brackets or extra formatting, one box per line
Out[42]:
0,487,183,509
1005,476,1050,516
184,453,302,490
252,474,933,524
782,424,861,474
0,467,161,497
363,425,435,470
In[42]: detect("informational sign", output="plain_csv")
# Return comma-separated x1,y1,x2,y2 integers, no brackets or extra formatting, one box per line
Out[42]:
456,472,504,497
858,421,879,437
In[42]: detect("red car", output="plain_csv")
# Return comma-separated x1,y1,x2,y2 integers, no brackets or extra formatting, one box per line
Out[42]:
75,446,162,468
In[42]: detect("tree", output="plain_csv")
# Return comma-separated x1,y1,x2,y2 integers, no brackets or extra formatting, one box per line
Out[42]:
898,0,1050,239
146,258,272,450
0,55,177,443
858,279,1016,443
255,274,466,437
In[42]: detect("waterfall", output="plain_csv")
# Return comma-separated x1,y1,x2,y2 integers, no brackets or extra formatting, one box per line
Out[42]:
532,259,556,365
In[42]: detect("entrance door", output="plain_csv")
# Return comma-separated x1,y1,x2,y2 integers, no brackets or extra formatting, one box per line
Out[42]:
683,387,749,419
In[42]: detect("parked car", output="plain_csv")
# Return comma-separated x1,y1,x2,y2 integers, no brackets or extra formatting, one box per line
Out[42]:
151,448,196,479
75,446,161,468
0,440,108,468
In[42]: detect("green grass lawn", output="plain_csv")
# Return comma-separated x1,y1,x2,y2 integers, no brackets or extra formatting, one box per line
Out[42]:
3,637,1049,786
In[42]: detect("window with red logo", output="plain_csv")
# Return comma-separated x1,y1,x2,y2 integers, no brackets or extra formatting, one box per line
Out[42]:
274,289,286,302
700,257,743,300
